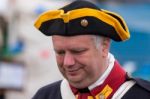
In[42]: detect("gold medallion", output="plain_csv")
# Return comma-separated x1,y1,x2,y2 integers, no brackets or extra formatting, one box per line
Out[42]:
81,19,88,27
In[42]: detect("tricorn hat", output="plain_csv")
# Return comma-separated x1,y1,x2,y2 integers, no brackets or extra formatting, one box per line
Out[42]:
34,0,130,42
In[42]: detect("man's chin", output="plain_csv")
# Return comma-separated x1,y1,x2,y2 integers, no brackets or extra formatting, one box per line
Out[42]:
67,76,82,83
68,79,89,89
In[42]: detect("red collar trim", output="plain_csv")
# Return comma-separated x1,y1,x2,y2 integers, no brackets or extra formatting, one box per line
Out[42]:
70,60,126,99
90,60,126,98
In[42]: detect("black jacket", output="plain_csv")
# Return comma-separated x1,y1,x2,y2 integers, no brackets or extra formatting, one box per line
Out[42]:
32,79,150,99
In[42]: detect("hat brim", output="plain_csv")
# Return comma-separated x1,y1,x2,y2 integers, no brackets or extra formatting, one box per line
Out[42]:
34,8,130,41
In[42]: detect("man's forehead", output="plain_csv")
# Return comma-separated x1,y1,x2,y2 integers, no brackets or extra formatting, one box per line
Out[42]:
52,35,94,40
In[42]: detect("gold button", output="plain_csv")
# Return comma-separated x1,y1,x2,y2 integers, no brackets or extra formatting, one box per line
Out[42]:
81,19,88,27
99,93,105,99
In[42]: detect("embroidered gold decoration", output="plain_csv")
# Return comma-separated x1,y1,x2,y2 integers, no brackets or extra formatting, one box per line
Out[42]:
99,93,105,99
76,85,112,99
88,96,94,99
96,85,113,99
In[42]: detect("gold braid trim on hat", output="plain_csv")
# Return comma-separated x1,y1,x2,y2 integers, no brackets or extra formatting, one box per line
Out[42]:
34,8,130,41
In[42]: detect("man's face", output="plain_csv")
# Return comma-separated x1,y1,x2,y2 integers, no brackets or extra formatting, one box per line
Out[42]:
52,35,108,88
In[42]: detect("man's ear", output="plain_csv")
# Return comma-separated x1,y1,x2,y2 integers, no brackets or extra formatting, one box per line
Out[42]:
102,37,111,58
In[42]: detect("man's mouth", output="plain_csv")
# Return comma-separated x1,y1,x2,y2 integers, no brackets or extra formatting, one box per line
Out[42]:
68,68,80,72
67,68,80,75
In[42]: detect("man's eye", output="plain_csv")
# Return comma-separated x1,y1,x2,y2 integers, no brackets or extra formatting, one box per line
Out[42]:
55,51,65,55
71,49,87,54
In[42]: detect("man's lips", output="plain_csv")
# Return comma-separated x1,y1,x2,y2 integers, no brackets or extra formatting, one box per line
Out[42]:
67,67,81,72
67,68,81,75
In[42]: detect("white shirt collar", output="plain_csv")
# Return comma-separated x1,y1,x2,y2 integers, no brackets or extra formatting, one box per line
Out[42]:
88,53,115,90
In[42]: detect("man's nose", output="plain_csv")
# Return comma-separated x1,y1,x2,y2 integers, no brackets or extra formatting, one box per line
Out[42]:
63,52,75,67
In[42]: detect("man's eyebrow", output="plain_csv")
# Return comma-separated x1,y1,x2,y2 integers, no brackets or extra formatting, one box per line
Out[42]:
69,48,88,51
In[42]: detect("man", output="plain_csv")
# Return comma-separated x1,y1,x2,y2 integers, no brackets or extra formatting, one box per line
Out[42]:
33,0,150,99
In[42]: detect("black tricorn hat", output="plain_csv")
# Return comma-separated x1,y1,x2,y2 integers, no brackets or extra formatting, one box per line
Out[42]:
34,0,130,42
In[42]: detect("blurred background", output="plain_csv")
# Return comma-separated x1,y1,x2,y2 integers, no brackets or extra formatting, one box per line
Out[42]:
0,0,150,99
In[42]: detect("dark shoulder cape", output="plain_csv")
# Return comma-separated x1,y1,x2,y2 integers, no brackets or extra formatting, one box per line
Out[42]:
32,80,62,99
32,79,150,99
122,78,150,99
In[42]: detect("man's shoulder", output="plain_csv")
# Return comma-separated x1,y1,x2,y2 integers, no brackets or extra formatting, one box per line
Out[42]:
122,78,150,99
40,80,62,91
32,80,62,99
134,78,150,92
